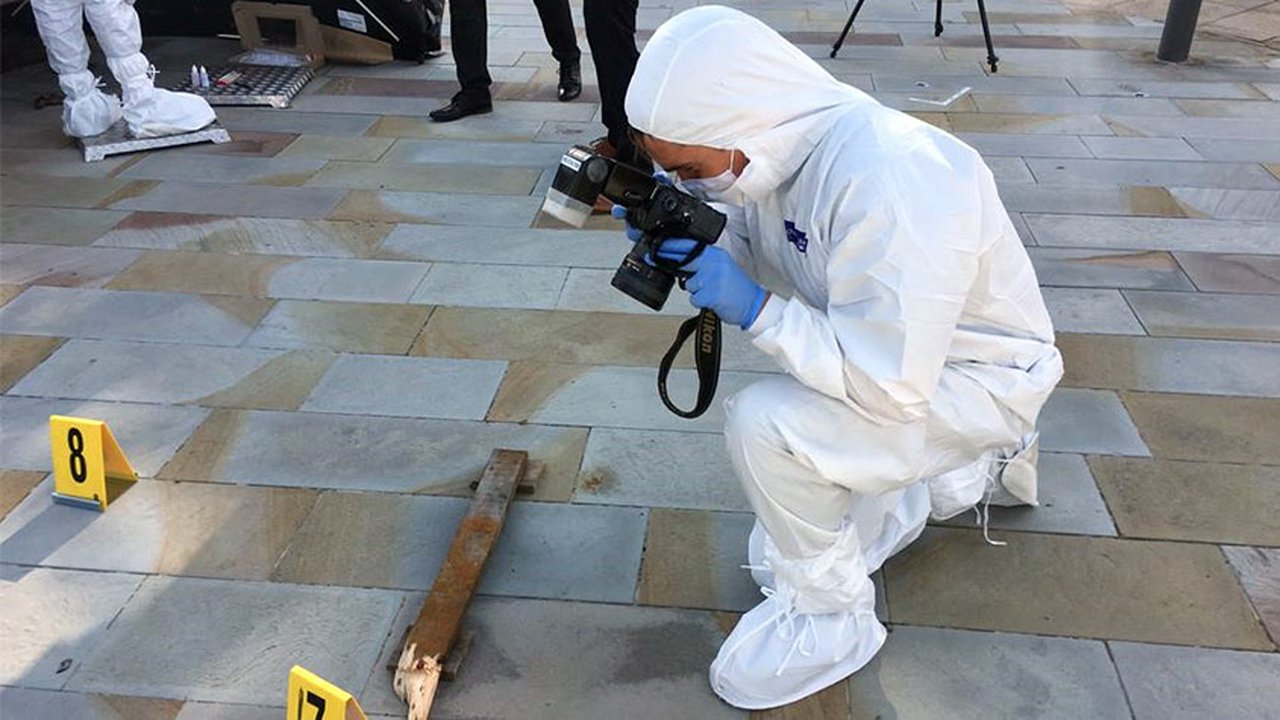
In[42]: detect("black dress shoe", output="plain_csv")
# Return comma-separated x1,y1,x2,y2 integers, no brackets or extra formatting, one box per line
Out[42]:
429,94,492,122
558,62,581,102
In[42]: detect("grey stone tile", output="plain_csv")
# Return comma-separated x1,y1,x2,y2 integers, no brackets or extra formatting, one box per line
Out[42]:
287,94,437,116
358,597,737,718
305,161,541,195
0,123,75,149
1081,136,1202,160
1029,249,1193,290
160,409,587,502
0,245,142,288
946,113,1113,135
1068,78,1266,99
409,262,566,310
172,131,297,159
1026,215,1280,254
1090,458,1280,545
1175,252,1280,294
67,576,400,705
973,93,1183,115
576,427,750,512
1223,546,1280,646
489,99,601,122
211,107,376,136
849,627,1130,720
556,268,695,316
956,132,1092,158
0,148,135,178
939,453,1116,537
874,74,1077,96
377,224,630,269
0,477,317,580
329,190,542,227
382,138,566,167
0,175,145,210
243,300,429,354
274,494,646,603
301,354,506,420
0,566,144,689
1186,138,1280,163
0,469,45,520
0,687,183,720
107,182,347,220
0,207,128,246
118,155,326,185
1110,643,1280,720
986,156,1036,184
8,339,287,404
1059,334,1280,397
1104,115,1280,140
366,114,544,142
638,508,760,612
1125,290,1280,341
999,185,1187,217
1026,158,1280,189
175,701,279,720
93,213,390,258
1038,388,1150,456
0,396,208,476
1041,287,1145,334
885,528,1272,649
1121,392,1280,464
277,134,394,161
1177,98,1280,120
0,287,268,344
1167,187,1280,222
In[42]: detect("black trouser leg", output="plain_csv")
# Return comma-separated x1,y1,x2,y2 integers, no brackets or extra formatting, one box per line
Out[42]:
532,0,581,65
584,0,641,162
450,0,491,101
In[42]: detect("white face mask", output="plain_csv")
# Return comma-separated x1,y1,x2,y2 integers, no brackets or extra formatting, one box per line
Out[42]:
677,149,747,205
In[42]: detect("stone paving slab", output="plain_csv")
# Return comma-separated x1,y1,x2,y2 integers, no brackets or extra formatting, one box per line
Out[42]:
211,107,376,136
0,334,63,393
1066,78,1267,99
576,427,750,512
884,528,1273,649
1166,187,1280,222
557,267,700,316
1041,287,1146,334
1122,392,1280,464
0,245,142,289
1027,158,1280,190
383,138,568,167
376,224,630,269
1104,115,1280,140
242,300,430,354
0,396,208,476
118,155,326,186
1089,457,1280,545
367,114,544,142
358,596,739,718
300,354,506,421
1057,334,1280,397
1187,137,1280,163
1080,136,1203,160
159,408,587,502
273,494,646,602
957,132,1093,158
1000,185,1188,217
848,626,1130,720
277,134,394,161
0,470,45,520
92,213,390,258
106,181,348,220
1124,290,1280,340
173,131,297,159
0,477,317,581
972,93,1183,115
1110,642,1280,720
1173,252,1280,294
66,576,401,706
1040,388,1153,454
409,262,568,310
329,189,542,227
637,508,763,613
107,252,432,304
1028,249,1193,290
0,687,184,720
0,566,144,690
1222,546,1280,646
305,161,542,195
939,452,1116,536
0,176,147,210
0,207,129,246
0,287,270,345
1026,215,1280,254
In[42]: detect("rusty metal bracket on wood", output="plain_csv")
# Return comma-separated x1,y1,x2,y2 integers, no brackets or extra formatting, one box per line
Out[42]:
392,449,528,720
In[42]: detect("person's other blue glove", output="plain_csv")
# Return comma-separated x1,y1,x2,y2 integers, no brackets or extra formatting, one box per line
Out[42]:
654,239,766,330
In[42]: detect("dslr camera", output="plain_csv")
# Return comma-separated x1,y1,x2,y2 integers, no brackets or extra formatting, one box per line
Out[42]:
541,145,726,311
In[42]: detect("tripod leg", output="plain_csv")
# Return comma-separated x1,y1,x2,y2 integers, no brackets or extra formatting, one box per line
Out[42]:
935,0,944,36
831,0,870,58
975,0,999,72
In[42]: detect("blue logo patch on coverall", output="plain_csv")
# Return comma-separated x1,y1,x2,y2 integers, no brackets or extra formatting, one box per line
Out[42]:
784,221,809,253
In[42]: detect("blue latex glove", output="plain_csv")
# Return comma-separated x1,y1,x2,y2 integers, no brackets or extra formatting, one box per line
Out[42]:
655,239,766,330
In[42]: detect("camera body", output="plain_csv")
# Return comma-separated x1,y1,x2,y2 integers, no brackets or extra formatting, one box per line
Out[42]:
542,145,727,311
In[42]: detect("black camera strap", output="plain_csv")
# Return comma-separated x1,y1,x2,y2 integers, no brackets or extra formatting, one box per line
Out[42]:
657,308,721,419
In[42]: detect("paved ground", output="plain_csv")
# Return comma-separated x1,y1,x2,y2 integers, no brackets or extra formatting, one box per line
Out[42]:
1,0,1278,718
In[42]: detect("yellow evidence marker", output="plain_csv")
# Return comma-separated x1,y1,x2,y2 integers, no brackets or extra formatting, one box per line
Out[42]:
287,666,368,720
49,415,137,512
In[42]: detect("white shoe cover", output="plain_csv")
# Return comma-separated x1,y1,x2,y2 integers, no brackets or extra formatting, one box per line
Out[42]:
926,453,992,521
747,519,775,590
109,54,214,138
58,71,122,138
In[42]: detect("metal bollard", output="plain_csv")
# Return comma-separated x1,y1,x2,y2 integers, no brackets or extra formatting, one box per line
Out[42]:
1157,0,1204,63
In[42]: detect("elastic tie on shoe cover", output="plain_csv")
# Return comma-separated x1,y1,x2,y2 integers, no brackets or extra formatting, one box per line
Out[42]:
973,457,1014,547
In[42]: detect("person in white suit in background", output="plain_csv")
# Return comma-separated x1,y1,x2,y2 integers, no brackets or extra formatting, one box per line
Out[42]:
620,6,1063,709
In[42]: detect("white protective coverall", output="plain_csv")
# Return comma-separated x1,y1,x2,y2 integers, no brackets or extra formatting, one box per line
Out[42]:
32,0,215,139
625,6,1063,710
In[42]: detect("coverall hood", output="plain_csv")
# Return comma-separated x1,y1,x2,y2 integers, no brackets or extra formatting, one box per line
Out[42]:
625,5,880,201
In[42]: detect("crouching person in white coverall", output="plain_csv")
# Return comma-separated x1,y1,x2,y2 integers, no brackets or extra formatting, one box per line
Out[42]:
619,6,1064,710
32,0,215,139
